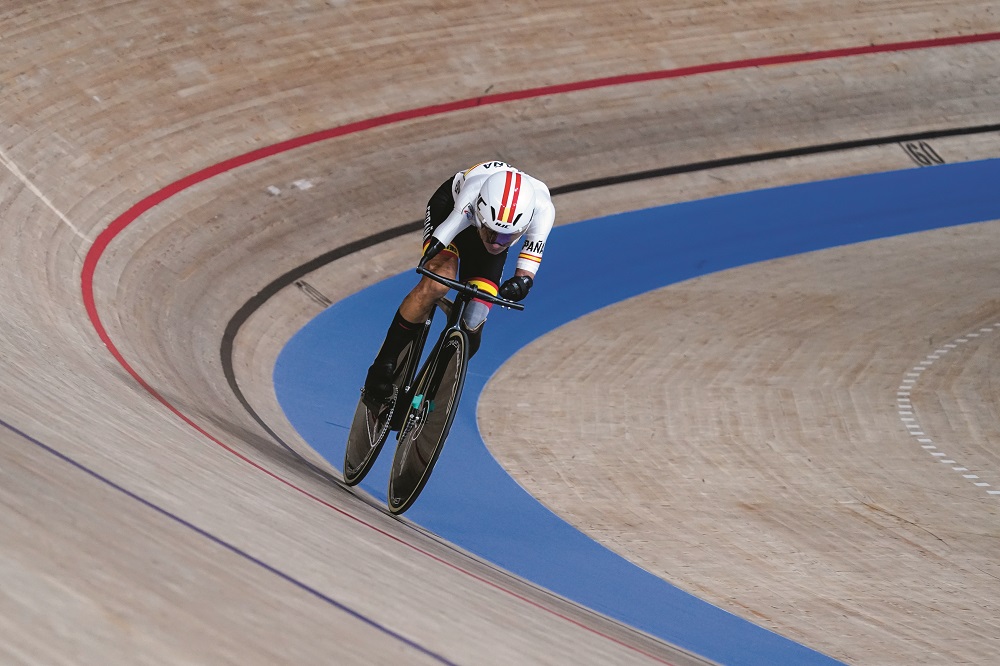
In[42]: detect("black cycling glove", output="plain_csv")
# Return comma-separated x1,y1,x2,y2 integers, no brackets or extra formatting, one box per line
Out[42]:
419,239,445,268
499,275,533,302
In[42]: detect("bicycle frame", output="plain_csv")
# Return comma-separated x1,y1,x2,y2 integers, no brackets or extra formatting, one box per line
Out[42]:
399,266,524,405
386,266,525,513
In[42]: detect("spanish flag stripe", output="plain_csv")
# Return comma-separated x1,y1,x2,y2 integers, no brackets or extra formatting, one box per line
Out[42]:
518,253,542,263
497,171,522,224
422,239,459,259
468,278,499,296
497,172,512,223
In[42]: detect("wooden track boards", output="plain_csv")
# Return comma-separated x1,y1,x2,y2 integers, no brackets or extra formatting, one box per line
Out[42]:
1,1,999,663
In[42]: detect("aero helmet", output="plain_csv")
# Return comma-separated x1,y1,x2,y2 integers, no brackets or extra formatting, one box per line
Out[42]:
474,171,536,248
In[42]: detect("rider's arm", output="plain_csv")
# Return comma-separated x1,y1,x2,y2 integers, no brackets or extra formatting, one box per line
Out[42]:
515,187,555,275
420,187,476,265
498,179,553,302
419,239,446,267
434,186,477,246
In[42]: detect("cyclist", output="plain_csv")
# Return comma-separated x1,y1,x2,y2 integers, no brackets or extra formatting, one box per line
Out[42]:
362,160,555,409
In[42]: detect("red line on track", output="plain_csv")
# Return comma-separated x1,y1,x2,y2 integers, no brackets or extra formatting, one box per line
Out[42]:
80,31,1000,664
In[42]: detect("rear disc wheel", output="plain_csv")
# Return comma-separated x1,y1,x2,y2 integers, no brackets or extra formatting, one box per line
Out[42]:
343,341,417,486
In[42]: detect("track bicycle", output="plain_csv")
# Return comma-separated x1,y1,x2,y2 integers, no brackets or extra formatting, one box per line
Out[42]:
343,266,524,514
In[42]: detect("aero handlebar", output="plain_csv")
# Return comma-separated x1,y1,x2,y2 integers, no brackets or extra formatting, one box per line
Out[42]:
416,267,525,311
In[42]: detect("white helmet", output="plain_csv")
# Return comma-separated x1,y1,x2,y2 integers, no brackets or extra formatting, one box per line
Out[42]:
474,171,536,249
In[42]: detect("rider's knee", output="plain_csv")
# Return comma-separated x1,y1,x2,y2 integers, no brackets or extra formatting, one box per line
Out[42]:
461,300,489,332
424,249,457,276
413,274,449,305
461,303,488,358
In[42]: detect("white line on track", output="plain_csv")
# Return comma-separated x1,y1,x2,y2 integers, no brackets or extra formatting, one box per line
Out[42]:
896,324,1000,497
0,145,90,242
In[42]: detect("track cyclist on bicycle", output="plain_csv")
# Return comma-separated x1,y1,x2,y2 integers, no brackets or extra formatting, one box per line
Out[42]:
362,161,555,410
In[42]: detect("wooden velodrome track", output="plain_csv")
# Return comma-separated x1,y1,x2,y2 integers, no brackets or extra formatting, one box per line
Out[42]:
2,1,999,664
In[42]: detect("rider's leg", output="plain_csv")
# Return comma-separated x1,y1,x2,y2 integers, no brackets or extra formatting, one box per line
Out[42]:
398,251,455,322
363,252,457,403
363,178,456,406
461,313,485,358
459,288,493,358
456,230,508,360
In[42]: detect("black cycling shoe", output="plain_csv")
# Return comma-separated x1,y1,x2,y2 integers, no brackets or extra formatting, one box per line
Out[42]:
361,360,395,411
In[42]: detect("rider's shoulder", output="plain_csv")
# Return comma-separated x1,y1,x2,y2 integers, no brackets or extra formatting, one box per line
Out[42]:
461,160,514,179
457,161,550,195
453,161,508,196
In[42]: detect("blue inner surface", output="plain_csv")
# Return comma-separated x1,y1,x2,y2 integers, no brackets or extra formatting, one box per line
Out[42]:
274,159,1000,666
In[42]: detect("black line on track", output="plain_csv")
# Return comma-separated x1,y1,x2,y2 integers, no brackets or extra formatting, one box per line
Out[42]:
209,123,999,663
221,122,1000,454
551,123,1000,194
219,222,422,464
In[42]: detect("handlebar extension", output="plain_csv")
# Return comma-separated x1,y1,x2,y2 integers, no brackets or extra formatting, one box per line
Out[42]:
416,266,525,311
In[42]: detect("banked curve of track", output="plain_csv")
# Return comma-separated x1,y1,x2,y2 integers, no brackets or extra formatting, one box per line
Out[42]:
77,32,1000,665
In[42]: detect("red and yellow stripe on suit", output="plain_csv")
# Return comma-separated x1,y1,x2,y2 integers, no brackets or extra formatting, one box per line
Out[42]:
517,252,542,266
422,238,459,261
468,278,498,307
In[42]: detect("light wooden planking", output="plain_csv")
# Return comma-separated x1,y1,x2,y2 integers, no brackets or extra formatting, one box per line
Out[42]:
485,222,1000,665
0,1,999,664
